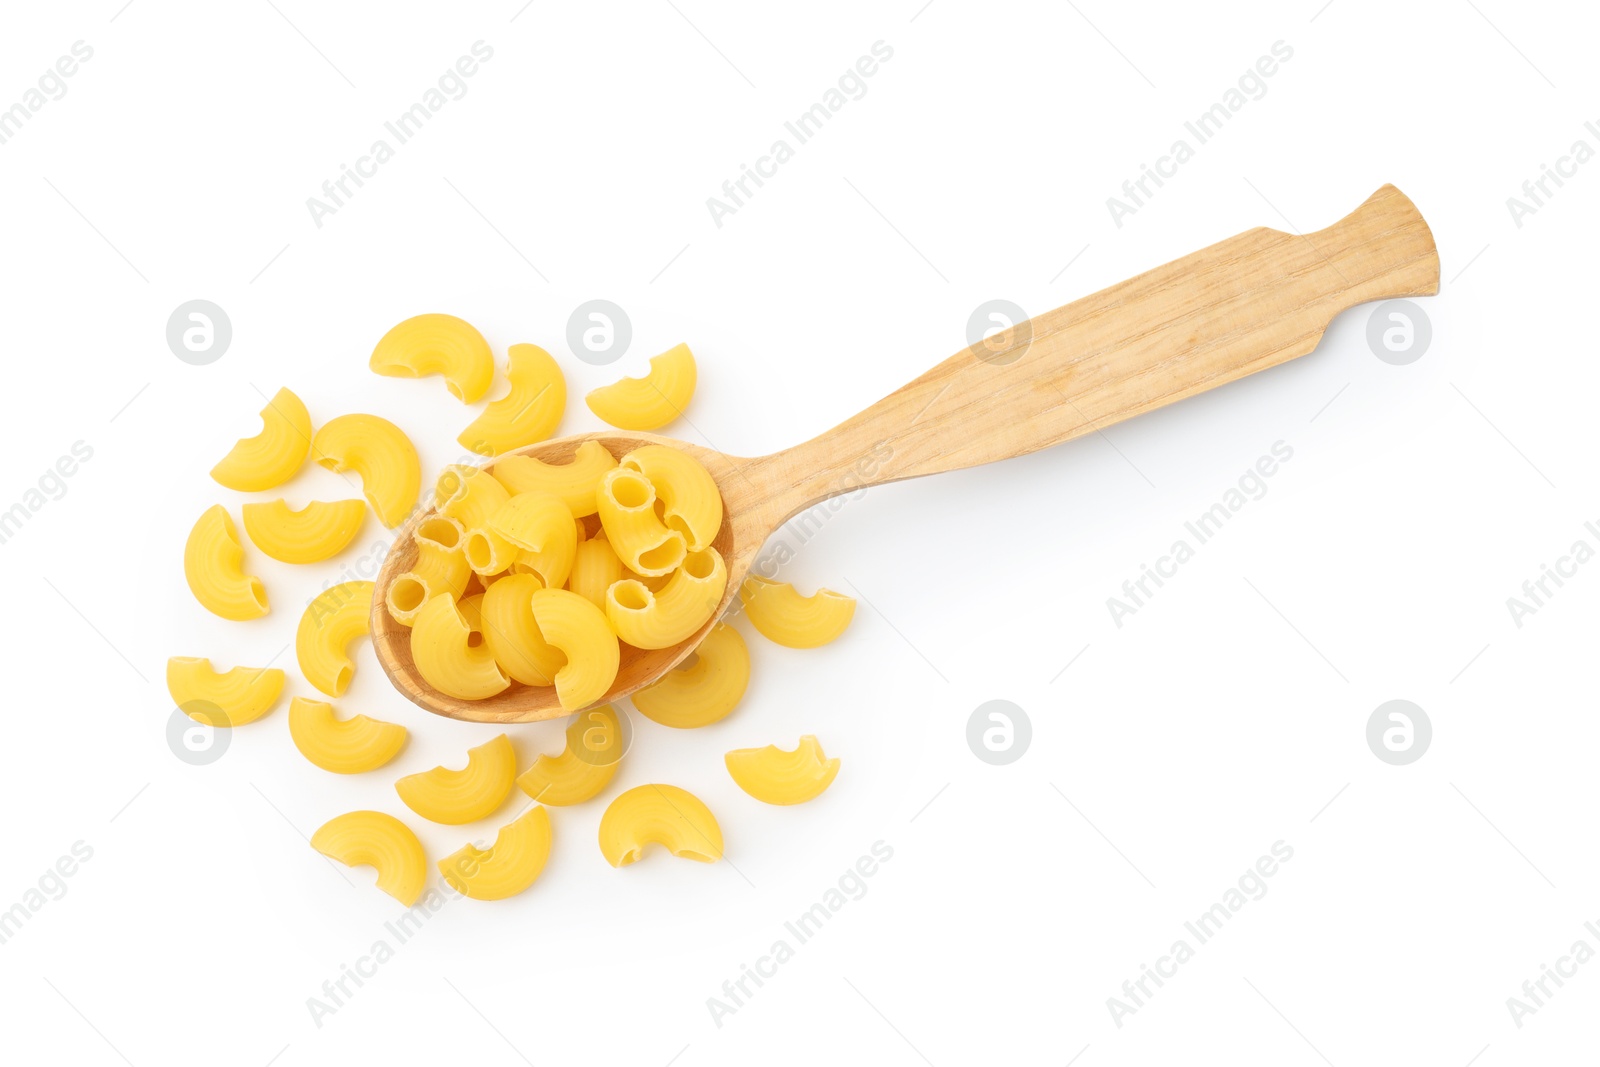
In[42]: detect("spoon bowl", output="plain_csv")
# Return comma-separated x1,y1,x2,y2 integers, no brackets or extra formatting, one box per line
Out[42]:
372,184,1440,724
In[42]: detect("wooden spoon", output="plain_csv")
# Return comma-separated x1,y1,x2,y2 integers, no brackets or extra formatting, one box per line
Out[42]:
373,183,1439,723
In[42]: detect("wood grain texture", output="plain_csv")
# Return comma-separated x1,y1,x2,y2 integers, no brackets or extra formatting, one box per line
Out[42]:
372,184,1439,724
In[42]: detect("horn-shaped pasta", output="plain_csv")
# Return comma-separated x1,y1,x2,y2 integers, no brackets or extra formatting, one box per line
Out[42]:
242,499,366,564
737,577,856,648
312,414,421,528
395,734,517,825
438,806,552,900
598,784,722,866
567,538,624,611
724,735,840,805
288,697,408,774
620,445,723,552
585,342,696,431
595,468,686,576
369,313,494,404
210,386,312,492
630,623,749,729
605,547,727,649
296,581,374,696
493,492,577,589
411,592,510,700
386,516,473,626
458,343,567,456
529,588,618,711
184,505,269,620
492,440,617,517
311,810,427,906
480,573,564,687
165,656,285,727
516,705,623,805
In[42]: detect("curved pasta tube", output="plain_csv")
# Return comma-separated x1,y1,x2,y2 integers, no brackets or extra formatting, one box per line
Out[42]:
184,505,268,621
242,499,366,564
606,547,727,649
492,440,617,518
480,573,564,687
530,588,618,711
724,735,840,805
395,734,517,825
439,806,552,901
288,697,408,774
568,538,624,611
411,593,510,700
165,656,285,727
516,705,623,805
620,445,723,552
435,464,511,528
210,386,312,492
370,313,494,404
598,784,722,866
458,344,567,456
493,492,577,589
463,526,518,577
630,623,749,729
386,516,472,626
312,414,421,528
311,811,427,906
585,343,696,431
737,577,856,648
296,581,374,696
596,468,686,576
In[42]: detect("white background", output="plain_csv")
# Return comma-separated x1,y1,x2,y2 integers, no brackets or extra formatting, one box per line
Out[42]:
0,1,1595,1064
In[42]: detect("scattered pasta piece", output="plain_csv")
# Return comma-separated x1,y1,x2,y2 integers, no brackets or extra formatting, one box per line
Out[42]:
598,784,722,867
312,413,421,528
297,581,374,697
596,467,686,577
311,811,427,906
410,592,511,700
242,498,365,564
585,342,696,431
395,734,517,825
184,505,268,621
288,697,407,774
492,440,617,518
630,623,749,729
439,806,552,900
620,445,722,551
738,576,855,648
210,386,312,492
165,657,284,727
530,589,619,711
725,735,840,805
459,343,566,456
516,705,623,805
370,313,494,404
606,546,727,649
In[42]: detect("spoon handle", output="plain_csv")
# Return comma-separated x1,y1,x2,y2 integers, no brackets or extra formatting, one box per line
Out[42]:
738,184,1438,525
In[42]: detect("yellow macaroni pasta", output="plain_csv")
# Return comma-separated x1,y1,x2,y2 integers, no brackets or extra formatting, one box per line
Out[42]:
395,733,517,825
606,547,727,649
311,810,427,906
312,413,421,528
595,467,686,577
585,342,696,431
288,697,407,774
296,580,374,696
737,576,856,648
630,623,749,729
165,656,285,727
184,505,268,621
210,386,312,492
242,498,365,564
410,592,510,701
386,516,472,626
459,343,566,456
598,784,722,867
480,573,564,687
491,439,617,517
620,444,722,551
516,705,623,806
493,492,577,589
529,588,618,711
724,735,840,805
370,313,494,404
567,537,623,611
439,806,552,901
